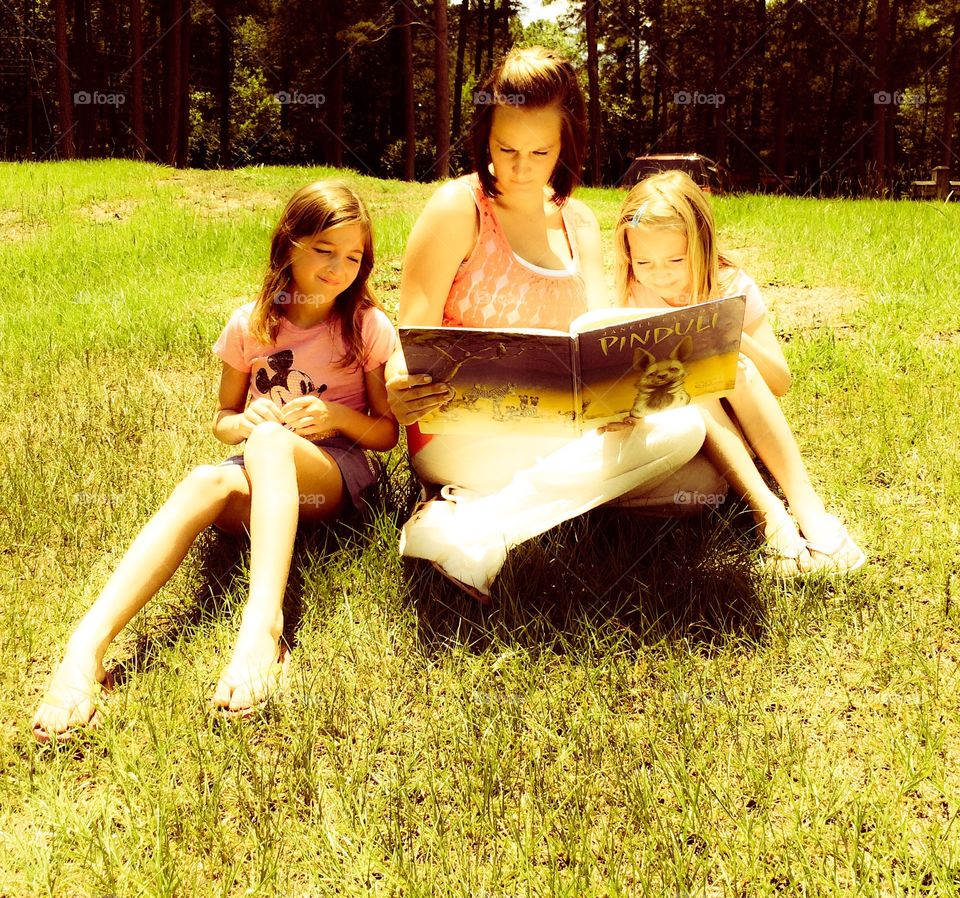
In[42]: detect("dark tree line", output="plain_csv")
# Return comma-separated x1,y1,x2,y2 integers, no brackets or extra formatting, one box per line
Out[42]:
0,0,957,196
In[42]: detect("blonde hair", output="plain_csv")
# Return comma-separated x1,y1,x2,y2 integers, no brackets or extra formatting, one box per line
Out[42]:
614,170,736,305
249,180,380,369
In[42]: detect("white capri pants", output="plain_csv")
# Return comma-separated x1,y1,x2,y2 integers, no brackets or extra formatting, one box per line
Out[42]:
410,406,706,551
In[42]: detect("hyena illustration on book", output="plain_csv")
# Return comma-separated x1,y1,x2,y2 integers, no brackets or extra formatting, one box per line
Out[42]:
630,336,693,414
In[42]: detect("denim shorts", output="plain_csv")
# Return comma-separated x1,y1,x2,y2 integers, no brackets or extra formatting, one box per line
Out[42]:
220,435,379,510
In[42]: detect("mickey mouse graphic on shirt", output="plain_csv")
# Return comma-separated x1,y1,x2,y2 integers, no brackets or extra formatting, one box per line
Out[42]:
253,349,327,406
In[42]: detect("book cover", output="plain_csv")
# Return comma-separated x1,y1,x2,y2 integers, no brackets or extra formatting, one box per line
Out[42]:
399,294,746,435
575,294,746,424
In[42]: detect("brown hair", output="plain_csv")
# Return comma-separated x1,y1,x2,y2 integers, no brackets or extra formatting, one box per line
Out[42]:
469,46,587,205
614,170,737,304
249,180,380,369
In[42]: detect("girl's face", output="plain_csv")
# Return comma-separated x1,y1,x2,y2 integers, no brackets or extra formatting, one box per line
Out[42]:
626,226,692,305
488,103,563,198
288,223,365,304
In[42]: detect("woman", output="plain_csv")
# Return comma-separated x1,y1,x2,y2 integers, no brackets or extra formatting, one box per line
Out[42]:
386,46,705,600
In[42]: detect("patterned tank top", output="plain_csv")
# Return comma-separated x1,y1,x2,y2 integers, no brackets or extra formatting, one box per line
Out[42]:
408,174,590,458
442,173,589,330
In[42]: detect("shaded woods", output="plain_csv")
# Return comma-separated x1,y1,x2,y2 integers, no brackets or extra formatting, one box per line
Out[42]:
1,0,958,195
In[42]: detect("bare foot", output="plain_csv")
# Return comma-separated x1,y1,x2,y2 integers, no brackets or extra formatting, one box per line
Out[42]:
211,632,288,717
32,655,109,743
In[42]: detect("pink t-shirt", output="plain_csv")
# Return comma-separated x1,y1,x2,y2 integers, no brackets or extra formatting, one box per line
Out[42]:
213,303,396,413
626,268,768,328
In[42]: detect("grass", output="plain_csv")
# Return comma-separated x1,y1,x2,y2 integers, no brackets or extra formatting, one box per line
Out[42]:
2,160,960,896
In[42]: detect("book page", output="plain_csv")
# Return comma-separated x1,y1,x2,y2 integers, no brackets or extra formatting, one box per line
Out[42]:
399,326,579,435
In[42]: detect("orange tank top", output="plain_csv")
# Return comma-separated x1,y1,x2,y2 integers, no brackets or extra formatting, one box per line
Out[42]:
408,173,590,456
443,173,588,329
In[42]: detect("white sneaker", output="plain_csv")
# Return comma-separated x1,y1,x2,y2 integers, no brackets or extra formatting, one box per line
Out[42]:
399,487,507,597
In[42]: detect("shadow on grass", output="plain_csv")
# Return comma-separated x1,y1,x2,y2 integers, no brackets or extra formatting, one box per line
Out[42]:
404,495,778,657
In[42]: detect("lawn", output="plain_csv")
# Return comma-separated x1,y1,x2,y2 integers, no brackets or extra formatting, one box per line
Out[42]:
1,160,959,896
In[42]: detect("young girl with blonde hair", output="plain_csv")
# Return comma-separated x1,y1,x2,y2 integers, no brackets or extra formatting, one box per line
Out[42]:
614,169,865,575
33,180,398,740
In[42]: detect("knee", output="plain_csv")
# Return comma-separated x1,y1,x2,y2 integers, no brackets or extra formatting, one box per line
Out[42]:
176,464,240,504
243,420,293,462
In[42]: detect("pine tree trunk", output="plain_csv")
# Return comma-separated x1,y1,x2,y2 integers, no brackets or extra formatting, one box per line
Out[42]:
452,0,469,140
24,0,35,157
872,0,890,196
712,0,727,164
747,0,767,186
176,0,190,167
130,0,146,159
852,0,869,186
54,0,75,158
434,0,451,179
215,0,232,167
399,2,416,180
485,0,495,72
474,0,485,76
941,8,960,170
73,0,91,155
585,0,601,185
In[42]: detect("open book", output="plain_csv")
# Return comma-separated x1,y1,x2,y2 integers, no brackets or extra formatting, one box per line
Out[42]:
399,294,746,435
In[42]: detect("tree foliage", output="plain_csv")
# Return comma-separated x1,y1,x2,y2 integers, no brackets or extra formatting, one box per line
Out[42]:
0,0,956,195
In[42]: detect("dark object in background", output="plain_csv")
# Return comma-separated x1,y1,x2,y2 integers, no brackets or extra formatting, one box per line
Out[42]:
621,153,725,194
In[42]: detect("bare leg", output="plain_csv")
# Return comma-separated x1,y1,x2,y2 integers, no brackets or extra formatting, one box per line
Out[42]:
210,422,345,714
724,357,861,567
33,464,252,738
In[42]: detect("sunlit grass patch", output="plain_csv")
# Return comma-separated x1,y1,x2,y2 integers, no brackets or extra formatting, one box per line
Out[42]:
1,161,958,896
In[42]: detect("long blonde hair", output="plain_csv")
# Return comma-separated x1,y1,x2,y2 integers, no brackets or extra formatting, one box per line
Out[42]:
249,180,380,369
614,170,736,305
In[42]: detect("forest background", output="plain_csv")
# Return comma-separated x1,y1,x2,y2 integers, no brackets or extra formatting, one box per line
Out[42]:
2,0,959,197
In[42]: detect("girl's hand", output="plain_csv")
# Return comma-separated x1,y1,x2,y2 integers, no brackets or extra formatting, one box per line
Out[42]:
243,397,284,427
598,415,641,434
280,395,340,440
385,372,454,426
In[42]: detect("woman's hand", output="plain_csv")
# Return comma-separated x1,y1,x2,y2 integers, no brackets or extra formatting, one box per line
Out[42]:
279,396,341,440
385,372,453,426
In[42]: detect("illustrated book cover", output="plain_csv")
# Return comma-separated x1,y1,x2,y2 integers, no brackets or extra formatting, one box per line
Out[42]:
399,294,747,435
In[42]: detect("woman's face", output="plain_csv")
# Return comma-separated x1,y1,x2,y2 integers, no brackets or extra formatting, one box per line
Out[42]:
488,102,563,198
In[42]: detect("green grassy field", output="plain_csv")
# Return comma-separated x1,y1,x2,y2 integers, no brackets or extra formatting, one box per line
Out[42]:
1,160,959,896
